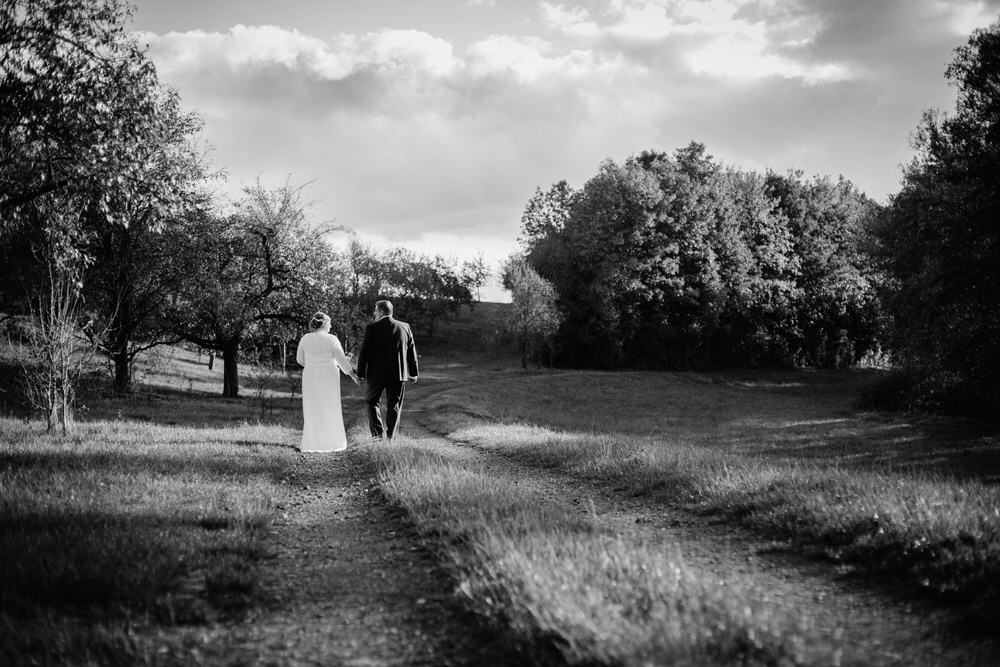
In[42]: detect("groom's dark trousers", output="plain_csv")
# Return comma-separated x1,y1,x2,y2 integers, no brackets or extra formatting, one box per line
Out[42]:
355,315,419,440
364,378,405,440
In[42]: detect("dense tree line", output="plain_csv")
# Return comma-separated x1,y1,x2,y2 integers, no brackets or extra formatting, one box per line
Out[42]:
515,17,1000,418
344,238,474,339
869,19,1000,415
520,145,879,370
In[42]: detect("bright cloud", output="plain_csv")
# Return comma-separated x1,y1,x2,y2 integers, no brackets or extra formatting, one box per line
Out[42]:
144,26,457,81
540,2,603,37
539,0,855,83
464,35,556,81
945,0,1000,35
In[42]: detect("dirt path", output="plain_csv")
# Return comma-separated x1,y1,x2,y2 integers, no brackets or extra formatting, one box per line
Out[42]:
165,366,996,666
153,436,525,667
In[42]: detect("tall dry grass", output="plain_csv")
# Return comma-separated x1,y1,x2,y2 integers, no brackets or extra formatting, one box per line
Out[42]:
420,369,1000,631
364,438,841,666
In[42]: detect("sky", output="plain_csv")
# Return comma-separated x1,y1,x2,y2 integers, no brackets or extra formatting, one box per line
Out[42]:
127,0,1000,301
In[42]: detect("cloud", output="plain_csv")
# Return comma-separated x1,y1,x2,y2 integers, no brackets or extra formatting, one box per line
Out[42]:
539,0,857,83
140,24,615,238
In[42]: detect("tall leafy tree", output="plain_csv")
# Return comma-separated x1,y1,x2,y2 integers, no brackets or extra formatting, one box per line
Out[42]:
167,182,343,397
872,19,1000,411
1,0,163,220
550,157,665,367
497,254,562,368
709,169,800,365
1,0,183,422
343,236,384,311
627,145,726,367
766,171,879,367
83,90,212,394
519,180,576,253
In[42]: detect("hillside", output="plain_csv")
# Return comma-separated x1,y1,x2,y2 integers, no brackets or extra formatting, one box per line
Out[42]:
417,301,512,359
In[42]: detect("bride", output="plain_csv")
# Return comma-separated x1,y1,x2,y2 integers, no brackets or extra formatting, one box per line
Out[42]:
295,312,360,452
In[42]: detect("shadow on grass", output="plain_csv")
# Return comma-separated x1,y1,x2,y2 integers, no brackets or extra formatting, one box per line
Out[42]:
0,503,270,665
78,384,301,427
0,437,287,665
0,506,267,618
74,380,366,428
742,412,1000,485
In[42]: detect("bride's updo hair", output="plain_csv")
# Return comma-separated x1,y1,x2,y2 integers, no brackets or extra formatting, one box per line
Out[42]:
309,312,331,331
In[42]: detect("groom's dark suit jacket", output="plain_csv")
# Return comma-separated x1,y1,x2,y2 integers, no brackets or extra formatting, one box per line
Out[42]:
355,316,418,383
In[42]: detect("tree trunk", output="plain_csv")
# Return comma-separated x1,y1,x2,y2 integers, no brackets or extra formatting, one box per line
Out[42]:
222,341,240,397
112,348,132,395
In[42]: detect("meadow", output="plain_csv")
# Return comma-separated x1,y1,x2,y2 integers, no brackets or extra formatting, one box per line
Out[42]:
364,359,1000,665
2,305,999,665
0,344,309,664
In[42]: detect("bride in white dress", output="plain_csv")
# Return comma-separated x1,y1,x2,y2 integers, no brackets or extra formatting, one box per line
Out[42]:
295,312,360,452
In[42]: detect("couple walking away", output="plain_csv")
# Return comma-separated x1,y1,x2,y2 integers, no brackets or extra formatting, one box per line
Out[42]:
295,300,419,452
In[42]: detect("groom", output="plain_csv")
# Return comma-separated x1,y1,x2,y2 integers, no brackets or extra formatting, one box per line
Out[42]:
354,300,419,440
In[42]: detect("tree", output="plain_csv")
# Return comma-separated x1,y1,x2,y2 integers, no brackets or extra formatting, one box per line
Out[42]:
342,242,474,336
708,168,800,365
344,236,384,311
17,193,100,432
519,180,576,253
545,157,666,367
168,182,344,397
82,89,213,394
1,0,164,221
871,19,1000,411
379,248,472,337
497,255,562,368
460,251,492,303
1,0,184,421
521,142,880,370
766,171,880,367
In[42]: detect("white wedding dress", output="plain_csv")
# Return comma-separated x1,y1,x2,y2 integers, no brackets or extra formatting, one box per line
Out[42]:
296,331,353,452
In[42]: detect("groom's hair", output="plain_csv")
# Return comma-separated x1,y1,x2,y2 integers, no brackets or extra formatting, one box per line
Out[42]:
375,300,393,317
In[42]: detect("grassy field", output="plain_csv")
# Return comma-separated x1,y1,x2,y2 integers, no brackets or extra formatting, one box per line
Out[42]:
2,305,999,665
367,304,1000,663
409,362,1000,632
0,343,315,664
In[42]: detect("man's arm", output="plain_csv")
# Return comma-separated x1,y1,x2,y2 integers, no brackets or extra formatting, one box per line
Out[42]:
405,325,418,381
355,325,372,379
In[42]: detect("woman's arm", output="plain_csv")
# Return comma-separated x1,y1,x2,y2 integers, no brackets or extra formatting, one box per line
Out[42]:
332,337,361,384
295,336,306,367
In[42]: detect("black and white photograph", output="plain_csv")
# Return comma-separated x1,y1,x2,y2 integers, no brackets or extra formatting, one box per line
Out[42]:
2,0,999,664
